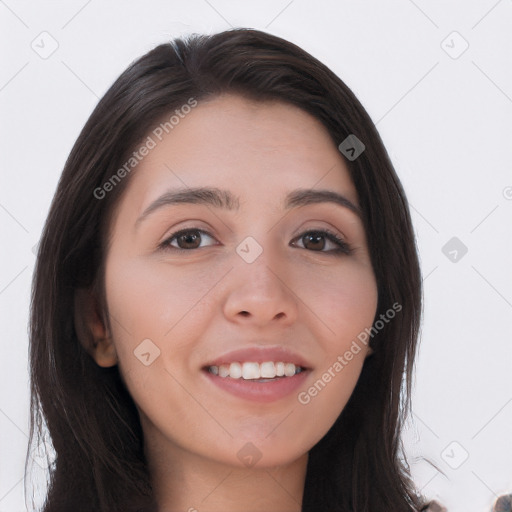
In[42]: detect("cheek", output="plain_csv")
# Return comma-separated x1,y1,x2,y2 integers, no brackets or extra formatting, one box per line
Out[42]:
105,255,223,339
294,259,378,341
102,255,225,391
290,260,377,419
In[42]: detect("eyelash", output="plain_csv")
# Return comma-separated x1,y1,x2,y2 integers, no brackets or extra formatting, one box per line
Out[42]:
158,227,352,255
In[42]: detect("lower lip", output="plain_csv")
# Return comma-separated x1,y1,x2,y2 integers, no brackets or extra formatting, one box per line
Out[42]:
202,369,311,403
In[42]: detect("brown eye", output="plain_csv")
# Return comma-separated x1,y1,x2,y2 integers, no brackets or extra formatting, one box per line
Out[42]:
176,231,202,249
302,232,326,250
292,230,351,255
161,229,217,251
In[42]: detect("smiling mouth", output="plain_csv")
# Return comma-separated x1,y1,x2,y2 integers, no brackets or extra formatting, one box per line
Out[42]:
202,361,311,403
203,361,307,382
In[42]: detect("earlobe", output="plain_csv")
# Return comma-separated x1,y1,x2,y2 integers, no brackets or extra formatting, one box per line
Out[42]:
92,337,119,368
74,287,118,367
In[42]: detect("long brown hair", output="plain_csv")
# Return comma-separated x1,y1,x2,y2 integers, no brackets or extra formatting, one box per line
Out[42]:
27,28,428,511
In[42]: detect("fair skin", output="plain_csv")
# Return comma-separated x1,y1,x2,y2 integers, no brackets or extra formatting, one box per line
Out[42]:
77,94,378,511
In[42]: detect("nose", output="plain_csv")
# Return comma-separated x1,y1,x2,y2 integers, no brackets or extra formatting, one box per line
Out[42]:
222,251,299,328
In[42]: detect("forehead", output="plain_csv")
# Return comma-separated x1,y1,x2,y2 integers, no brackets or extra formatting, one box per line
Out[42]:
112,94,357,223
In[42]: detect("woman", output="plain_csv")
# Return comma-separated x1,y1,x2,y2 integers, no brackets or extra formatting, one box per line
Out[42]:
27,28,432,511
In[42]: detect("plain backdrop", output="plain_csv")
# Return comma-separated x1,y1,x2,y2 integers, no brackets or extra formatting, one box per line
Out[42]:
1,1,511,511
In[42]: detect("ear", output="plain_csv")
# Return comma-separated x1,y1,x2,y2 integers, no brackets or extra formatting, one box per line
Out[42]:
74,287,118,367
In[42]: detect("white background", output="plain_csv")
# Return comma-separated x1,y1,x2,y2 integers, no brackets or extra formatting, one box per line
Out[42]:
1,1,511,511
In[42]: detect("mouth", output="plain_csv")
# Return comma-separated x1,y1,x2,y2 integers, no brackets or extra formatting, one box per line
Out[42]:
200,347,313,403
203,361,307,382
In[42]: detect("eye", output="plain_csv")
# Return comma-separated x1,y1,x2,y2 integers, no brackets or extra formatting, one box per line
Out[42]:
291,229,352,255
158,227,352,255
159,228,218,251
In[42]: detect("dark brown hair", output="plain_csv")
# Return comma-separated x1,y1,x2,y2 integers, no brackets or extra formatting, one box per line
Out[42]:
27,28,428,511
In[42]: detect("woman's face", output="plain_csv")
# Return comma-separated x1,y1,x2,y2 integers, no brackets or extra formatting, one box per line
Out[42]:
101,94,378,469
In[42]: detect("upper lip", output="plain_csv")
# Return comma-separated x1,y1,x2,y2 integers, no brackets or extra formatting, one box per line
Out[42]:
203,346,313,370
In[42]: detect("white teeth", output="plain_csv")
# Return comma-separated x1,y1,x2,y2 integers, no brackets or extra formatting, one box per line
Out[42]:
284,363,296,377
242,362,260,379
260,362,276,378
229,362,242,379
208,361,303,380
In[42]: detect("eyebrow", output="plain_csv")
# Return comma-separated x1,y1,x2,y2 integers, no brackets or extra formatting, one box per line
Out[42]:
135,186,361,227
